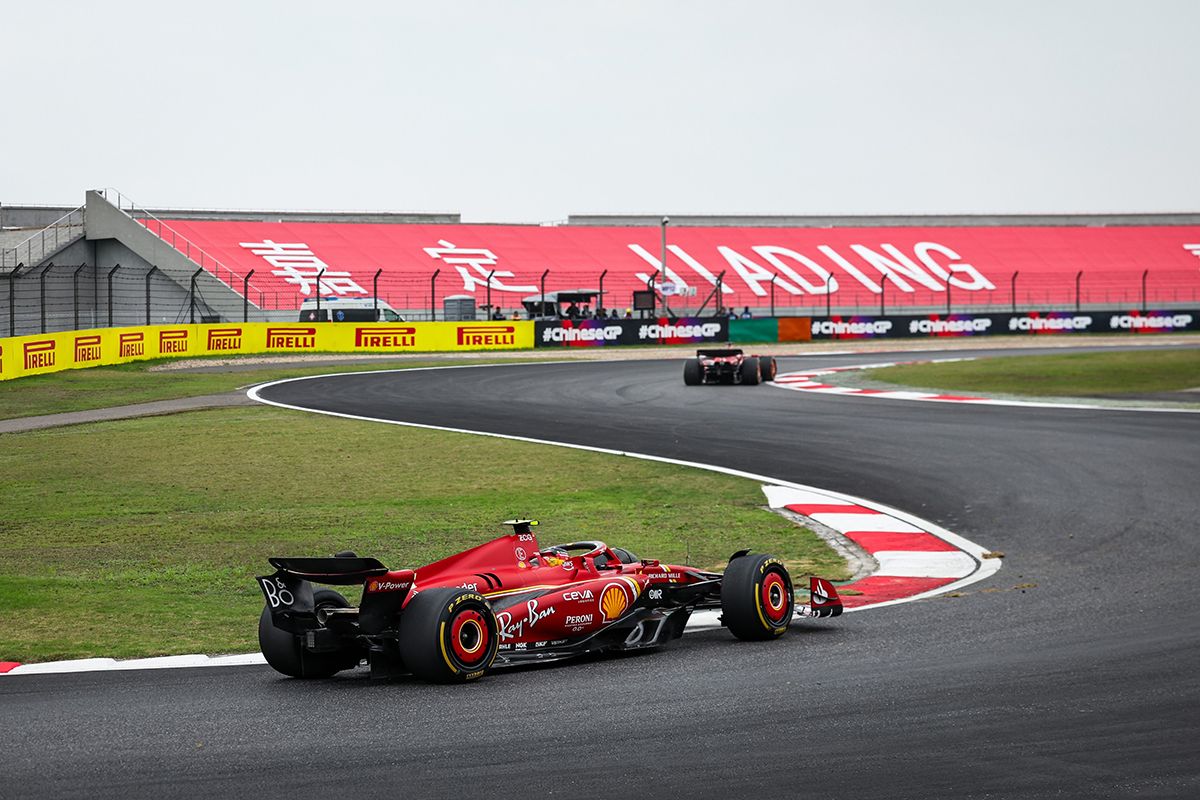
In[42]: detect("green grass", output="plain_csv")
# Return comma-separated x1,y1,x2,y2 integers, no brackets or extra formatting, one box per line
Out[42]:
0,356,524,420
0,406,848,662
868,349,1200,397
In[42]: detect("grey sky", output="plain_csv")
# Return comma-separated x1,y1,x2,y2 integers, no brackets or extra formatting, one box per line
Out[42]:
2,0,1196,222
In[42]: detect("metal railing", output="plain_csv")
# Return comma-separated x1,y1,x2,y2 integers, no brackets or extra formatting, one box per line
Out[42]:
97,188,267,307
1,206,86,271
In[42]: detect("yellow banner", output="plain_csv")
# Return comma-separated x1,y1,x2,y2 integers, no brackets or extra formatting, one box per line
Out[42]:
0,321,533,381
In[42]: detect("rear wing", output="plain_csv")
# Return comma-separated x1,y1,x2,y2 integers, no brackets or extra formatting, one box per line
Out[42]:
797,576,843,618
697,348,742,358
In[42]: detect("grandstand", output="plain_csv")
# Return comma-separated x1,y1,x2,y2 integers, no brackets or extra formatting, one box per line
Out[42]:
2,188,1199,337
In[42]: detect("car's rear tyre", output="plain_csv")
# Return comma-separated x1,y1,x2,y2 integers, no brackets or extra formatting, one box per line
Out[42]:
259,588,358,678
722,554,794,640
739,357,761,385
759,356,777,382
683,358,702,385
400,588,498,683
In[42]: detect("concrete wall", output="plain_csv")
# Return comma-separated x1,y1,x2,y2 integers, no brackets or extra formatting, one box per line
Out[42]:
0,205,77,229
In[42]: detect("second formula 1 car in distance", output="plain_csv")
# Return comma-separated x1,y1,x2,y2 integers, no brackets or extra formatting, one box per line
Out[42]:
683,349,778,385
256,519,842,684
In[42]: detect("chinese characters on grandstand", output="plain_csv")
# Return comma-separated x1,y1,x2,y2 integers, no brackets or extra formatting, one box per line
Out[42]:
239,240,367,296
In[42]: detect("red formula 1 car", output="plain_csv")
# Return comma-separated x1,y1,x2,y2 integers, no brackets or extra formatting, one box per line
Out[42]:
683,349,778,385
256,520,842,683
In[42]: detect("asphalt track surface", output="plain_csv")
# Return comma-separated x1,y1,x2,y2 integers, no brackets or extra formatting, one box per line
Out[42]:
3,345,1199,799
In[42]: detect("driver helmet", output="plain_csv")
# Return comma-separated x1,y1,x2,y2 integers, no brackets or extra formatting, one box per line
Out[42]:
540,547,569,567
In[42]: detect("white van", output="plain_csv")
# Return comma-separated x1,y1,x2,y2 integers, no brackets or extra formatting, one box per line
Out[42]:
299,297,406,323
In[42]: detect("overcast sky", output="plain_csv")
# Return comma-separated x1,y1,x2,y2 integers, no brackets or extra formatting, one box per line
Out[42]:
2,1,1196,222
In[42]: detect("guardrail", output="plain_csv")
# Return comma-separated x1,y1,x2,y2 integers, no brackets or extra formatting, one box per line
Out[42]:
96,188,268,307
1,206,85,271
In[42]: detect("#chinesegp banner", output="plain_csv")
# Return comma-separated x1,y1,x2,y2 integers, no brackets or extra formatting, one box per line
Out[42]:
535,317,729,347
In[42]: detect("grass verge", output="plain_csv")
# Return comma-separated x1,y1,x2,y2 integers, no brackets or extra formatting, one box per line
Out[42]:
868,349,1200,397
0,356,536,420
0,406,848,662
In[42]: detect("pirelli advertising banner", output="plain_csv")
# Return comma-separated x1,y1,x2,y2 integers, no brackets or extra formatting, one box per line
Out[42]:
806,310,1200,339
535,317,729,347
0,321,534,381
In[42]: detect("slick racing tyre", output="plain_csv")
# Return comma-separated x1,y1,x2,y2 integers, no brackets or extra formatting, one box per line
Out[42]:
739,357,761,385
758,356,777,382
259,588,359,678
722,554,794,640
400,587,498,683
683,358,703,385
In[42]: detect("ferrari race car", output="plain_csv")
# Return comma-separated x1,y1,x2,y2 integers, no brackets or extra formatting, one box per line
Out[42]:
683,349,778,385
257,520,842,683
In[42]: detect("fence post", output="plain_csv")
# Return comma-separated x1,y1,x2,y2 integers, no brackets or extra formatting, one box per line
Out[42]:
1075,270,1083,312
485,270,495,319
598,269,608,316
540,269,548,318
946,278,952,315
7,267,18,337
40,263,53,334
145,266,159,325
430,268,440,321
315,269,326,321
189,267,202,324
879,279,885,316
243,269,255,323
1141,269,1149,312
107,264,121,327
373,268,382,321
826,278,831,317
770,275,777,318
1011,271,1019,313
73,263,87,330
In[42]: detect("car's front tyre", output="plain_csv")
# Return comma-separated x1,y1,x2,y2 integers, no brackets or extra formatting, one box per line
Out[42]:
722,554,793,640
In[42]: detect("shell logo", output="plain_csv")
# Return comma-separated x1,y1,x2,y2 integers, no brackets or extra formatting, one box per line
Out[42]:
599,579,641,623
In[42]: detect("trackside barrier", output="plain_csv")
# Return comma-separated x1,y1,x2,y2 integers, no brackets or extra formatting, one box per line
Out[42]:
729,310,1200,342
0,321,534,381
